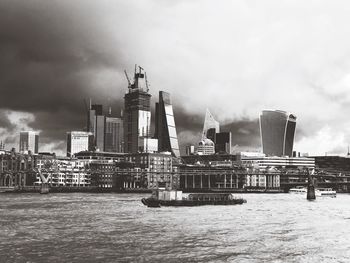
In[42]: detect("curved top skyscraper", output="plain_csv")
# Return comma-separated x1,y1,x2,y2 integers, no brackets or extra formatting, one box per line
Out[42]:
155,91,180,157
259,110,296,157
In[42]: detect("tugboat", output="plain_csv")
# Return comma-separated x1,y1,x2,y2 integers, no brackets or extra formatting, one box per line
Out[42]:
141,188,247,207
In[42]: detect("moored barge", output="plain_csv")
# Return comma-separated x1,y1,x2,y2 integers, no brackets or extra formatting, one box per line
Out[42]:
141,189,247,207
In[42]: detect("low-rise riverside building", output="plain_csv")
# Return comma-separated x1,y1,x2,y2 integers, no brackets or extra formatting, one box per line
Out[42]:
35,156,90,187
89,152,180,191
239,153,316,190
179,165,246,190
0,149,36,189
90,161,118,189
123,152,179,189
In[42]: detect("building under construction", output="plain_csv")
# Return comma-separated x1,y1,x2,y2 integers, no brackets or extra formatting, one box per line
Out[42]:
123,65,153,153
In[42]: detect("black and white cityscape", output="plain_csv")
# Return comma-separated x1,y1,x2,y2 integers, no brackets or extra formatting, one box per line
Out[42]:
2,1,350,262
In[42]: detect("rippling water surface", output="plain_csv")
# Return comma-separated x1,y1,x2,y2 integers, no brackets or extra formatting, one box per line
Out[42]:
1,193,350,262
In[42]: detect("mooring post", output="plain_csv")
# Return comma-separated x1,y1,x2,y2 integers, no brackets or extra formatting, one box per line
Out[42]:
307,173,316,200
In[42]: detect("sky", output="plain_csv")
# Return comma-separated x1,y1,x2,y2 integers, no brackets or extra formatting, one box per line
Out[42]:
1,0,350,156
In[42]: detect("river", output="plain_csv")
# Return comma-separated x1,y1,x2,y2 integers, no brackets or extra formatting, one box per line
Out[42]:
0,193,350,262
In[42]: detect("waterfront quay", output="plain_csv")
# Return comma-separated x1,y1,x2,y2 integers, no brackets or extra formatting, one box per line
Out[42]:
2,150,350,194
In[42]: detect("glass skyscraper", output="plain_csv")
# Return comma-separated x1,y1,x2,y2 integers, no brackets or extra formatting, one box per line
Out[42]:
155,91,180,157
202,109,220,140
259,110,297,157
215,132,232,154
87,103,105,151
19,131,39,154
105,117,123,153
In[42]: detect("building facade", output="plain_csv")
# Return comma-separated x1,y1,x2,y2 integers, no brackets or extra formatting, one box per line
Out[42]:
124,152,178,189
87,103,106,151
19,131,39,154
137,137,158,153
215,132,232,154
197,138,215,155
179,165,245,190
239,153,315,190
67,131,93,157
35,156,90,187
0,149,36,188
260,110,296,157
105,117,123,153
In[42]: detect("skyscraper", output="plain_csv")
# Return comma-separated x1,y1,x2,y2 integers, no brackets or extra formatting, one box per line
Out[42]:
123,66,152,153
155,91,180,157
259,110,297,157
19,131,39,154
105,117,123,153
95,115,105,151
67,131,93,157
202,109,220,140
215,132,232,154
87,103,105,151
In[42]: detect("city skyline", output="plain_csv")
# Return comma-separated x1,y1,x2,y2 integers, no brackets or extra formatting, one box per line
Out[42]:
2,1,350,156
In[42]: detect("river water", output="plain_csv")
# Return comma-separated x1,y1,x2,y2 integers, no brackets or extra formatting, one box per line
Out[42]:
1,193,350,262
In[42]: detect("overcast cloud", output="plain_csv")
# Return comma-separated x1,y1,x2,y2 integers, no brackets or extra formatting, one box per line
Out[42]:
1,0,350,155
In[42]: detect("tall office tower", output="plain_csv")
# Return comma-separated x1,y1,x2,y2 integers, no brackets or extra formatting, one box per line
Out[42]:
87,103,105,151
155,91,180,157
105,117,123,152
95,115,106,151
260,110,297,157
215,132,232,154
19,131,39,154
206,128,217,142
66,131,93,157
123,66,152,153
202,109,220,140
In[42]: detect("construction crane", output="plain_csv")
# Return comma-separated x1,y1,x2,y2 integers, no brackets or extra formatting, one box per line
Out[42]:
145,72,150,92
124,70,132,90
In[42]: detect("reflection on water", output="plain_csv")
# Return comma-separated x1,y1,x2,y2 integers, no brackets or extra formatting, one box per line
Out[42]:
1,193,350,262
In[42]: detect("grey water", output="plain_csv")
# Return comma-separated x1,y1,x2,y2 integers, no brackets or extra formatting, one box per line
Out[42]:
1,193,350,263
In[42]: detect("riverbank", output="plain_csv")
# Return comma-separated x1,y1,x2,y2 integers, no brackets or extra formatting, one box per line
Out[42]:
0,186,283,194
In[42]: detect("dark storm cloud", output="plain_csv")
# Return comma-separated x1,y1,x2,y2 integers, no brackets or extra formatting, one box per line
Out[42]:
0,111,15,132
0,0,127,147
221,119,261,149
173,105,260,150
173,107,203,134
3,0,350,155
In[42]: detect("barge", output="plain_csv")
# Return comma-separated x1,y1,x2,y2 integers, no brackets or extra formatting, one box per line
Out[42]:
141,189,247,207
